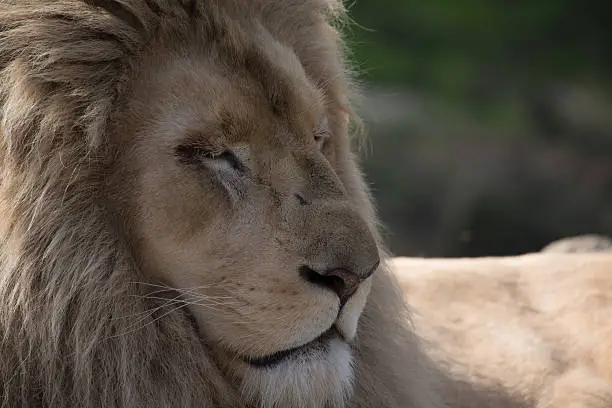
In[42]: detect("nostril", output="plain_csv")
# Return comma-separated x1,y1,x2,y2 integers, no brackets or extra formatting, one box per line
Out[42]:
299,265,360,304
299,265,336,289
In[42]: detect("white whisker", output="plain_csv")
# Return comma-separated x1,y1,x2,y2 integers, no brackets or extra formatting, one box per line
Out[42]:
106,302,192,340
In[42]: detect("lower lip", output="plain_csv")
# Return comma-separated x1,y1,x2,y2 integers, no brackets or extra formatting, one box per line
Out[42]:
244,326,341,368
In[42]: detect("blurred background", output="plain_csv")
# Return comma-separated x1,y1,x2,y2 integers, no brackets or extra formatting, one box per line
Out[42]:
346,0,612,257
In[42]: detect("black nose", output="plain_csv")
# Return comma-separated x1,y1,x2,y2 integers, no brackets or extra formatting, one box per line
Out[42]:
299,261,379,305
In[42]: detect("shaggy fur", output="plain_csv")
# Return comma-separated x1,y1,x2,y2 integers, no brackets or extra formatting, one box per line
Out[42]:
0,1,443,407
392,253,612,407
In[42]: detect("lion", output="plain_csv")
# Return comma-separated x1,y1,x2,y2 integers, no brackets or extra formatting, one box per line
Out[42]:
0,1,444,407
392,252,612,407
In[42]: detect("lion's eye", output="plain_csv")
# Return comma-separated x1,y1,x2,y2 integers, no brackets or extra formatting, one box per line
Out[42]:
175,144,244,172
176,143,251,201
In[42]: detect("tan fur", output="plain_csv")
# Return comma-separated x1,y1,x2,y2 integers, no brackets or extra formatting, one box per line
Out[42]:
0,1,444,407
392,253,612,407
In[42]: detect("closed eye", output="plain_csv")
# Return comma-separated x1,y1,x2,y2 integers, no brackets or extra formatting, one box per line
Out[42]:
175,144,245,172
175,143,253,202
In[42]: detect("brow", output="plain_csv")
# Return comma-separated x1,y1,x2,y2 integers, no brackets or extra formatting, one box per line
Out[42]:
181,111,249,146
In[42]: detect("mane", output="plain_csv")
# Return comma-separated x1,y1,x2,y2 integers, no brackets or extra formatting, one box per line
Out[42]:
0,1,442,407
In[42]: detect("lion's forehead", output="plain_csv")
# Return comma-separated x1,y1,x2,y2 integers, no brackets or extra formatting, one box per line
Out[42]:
131,46,326,146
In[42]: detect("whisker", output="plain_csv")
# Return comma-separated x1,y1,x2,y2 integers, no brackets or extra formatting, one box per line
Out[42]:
128,281,236,302
128,281,216,292
131,293,236,303
112,293,241,322
115,292,186,327
133,294,241,308
107,302,192,340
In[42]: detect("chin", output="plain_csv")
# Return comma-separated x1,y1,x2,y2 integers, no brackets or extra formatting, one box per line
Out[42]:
235,333,355,408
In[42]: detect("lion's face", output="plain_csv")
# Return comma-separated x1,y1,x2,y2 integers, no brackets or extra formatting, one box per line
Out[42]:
112,25,379,406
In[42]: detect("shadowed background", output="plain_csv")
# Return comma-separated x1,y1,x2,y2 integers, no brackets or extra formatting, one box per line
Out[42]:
347,0,612,257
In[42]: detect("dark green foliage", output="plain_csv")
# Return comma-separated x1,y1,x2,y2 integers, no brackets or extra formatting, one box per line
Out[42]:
347,1,612,256
349,0,612,98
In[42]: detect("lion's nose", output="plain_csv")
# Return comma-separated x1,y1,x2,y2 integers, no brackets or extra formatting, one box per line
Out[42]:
299,260,379,306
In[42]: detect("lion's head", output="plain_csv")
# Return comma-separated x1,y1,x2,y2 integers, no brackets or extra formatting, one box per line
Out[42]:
113,4,381,404
0,1,441,408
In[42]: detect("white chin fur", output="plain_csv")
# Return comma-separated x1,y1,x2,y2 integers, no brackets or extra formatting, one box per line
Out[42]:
240,338,354,408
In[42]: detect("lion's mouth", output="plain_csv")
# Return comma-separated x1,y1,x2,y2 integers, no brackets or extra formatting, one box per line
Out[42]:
243,326,342,368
